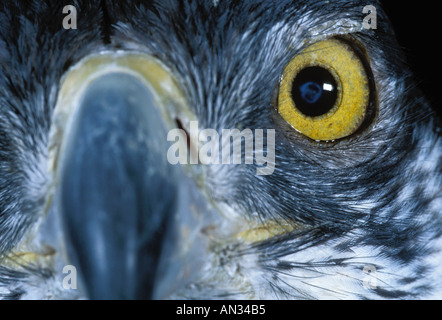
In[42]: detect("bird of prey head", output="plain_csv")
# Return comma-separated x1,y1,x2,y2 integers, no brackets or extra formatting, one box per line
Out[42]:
0,0,441,299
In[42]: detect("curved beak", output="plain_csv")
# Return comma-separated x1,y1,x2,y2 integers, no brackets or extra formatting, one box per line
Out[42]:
56,70,195,299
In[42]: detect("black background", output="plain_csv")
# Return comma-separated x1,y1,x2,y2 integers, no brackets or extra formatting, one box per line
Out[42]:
379,2,442,119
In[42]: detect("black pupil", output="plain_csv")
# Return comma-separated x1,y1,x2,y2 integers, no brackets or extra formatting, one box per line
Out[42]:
291,66,338,117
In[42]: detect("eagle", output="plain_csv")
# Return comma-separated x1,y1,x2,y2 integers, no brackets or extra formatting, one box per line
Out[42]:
0,0,441,300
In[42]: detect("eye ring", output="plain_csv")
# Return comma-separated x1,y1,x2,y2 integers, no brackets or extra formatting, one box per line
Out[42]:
278,38,372,141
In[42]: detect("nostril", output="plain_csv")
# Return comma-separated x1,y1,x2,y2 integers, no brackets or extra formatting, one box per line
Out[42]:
175,117,191,150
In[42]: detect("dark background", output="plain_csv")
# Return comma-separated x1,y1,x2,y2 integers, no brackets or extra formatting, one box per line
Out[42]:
379,2,441,119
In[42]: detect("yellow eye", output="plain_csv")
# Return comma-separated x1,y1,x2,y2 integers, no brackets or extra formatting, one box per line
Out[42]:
278,38,373,141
